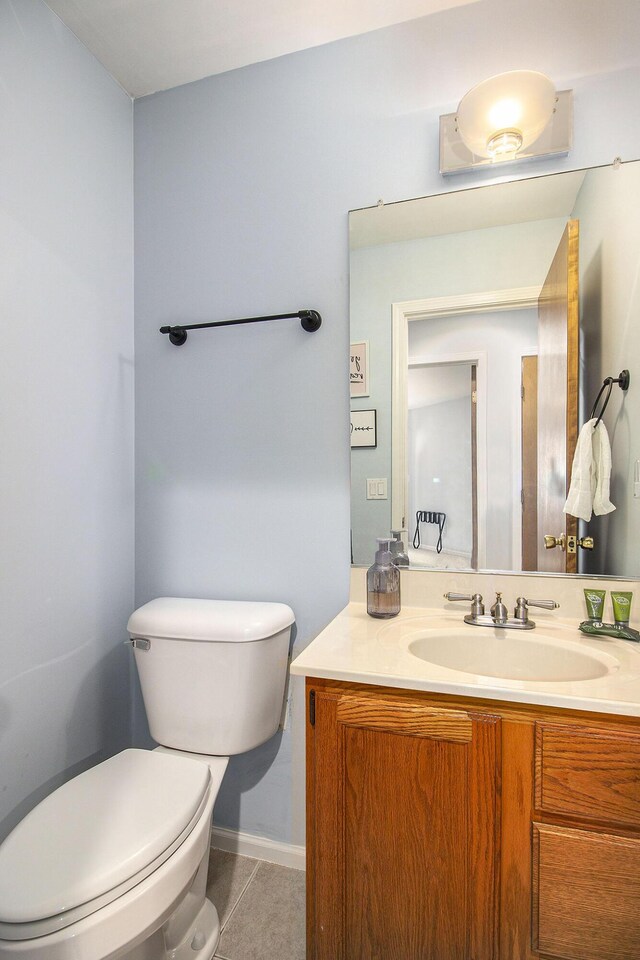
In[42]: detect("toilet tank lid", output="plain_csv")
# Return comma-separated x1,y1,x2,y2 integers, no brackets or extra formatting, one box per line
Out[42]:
128,597,295,642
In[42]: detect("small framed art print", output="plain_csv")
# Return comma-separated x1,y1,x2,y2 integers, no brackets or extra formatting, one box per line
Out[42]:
350,409,377,448
350,341,369,397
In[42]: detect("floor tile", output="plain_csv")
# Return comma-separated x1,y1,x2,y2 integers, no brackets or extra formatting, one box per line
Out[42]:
206,848,259,929
216,861,306,960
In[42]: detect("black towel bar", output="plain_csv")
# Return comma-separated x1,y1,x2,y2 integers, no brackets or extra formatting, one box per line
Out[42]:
160,310,322,346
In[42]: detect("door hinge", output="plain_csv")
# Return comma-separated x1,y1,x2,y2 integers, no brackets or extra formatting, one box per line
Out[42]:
309,689,316,727
472,390,477,404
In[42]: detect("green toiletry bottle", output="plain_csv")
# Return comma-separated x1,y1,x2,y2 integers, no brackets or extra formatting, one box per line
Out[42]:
611,591,633,629
583,589,606,625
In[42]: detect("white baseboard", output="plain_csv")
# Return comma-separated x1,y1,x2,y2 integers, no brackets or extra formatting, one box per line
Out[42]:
210,825,306,871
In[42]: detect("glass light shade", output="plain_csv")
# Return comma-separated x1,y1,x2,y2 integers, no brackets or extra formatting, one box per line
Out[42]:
456,71,557,160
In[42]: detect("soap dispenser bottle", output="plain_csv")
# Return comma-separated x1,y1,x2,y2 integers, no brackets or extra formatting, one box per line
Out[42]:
390,530,410,567
367,538,401,618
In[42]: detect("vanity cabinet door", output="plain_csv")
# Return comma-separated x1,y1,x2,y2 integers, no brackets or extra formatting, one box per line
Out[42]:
532,822,640,960
308,689,500,960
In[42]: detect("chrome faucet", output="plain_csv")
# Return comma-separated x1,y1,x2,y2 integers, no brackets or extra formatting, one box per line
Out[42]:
445,592,559,629
490,592,508,623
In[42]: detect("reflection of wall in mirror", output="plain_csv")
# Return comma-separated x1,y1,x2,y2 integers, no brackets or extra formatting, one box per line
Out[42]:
408,394,471,560
574,162,640,577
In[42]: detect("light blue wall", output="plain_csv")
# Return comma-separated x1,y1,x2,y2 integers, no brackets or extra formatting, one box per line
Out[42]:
572,162,640,577
134,0,640,844
0,0,134,840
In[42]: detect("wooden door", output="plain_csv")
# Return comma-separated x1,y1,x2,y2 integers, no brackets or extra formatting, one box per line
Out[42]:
536,219,579,572
308,687,500,960
521,355,538,570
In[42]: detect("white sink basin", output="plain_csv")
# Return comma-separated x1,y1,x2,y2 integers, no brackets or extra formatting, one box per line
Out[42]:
406,628,618,682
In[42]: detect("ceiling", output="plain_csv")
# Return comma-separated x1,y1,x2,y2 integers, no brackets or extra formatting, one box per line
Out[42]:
44,0,477,99
408,362,471,409
349,170,586,248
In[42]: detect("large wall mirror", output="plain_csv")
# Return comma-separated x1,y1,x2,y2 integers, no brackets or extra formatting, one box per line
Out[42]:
349,160,640,579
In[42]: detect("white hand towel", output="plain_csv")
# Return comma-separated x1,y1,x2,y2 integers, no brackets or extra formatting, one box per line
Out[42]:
592,421,615,516
564,419,597,522
563,418,616,521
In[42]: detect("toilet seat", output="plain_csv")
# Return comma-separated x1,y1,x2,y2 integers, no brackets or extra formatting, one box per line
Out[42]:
0,750,213,941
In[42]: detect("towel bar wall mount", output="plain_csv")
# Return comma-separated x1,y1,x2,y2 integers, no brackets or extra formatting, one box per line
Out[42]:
589,369,630,427
160,309,322,346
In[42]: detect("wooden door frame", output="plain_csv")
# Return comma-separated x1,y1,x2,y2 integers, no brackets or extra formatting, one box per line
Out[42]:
536,220,579,573
392,286,540,572
521,354,539,571
471,363,478,570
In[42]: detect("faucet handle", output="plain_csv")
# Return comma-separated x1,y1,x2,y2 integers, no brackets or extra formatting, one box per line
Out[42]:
514,597,559,622
444,592,484,617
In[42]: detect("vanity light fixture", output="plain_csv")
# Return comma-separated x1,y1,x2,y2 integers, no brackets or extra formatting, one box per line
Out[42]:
439,70,572,175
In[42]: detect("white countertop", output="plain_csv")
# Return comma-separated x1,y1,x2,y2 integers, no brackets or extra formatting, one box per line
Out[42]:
290,602,640,717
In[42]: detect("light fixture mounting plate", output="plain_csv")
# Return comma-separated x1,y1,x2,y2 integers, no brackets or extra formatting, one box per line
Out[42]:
439,89,573,176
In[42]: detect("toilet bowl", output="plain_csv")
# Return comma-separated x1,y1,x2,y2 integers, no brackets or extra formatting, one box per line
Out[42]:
0,598,294,960
0,750,228,960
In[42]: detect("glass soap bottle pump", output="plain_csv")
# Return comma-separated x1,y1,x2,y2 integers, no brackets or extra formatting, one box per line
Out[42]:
390,530,409,567
367,538,401,619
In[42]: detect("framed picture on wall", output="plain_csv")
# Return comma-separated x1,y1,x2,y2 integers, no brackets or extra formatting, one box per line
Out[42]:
350,340,369,397
350,409,377,448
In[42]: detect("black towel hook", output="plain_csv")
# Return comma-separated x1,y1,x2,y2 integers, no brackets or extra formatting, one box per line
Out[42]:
589,369,630,427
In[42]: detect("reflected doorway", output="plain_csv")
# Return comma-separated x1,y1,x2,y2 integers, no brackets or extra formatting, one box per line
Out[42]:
406,361,477,570
392,301,540,572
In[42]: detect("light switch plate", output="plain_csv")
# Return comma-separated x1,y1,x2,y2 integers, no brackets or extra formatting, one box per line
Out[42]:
367,478,388,500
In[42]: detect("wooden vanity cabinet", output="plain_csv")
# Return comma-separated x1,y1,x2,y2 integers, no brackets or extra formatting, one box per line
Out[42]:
305,679,640,960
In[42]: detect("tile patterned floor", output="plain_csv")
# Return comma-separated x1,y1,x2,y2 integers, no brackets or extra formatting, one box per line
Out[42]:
206,848,306,960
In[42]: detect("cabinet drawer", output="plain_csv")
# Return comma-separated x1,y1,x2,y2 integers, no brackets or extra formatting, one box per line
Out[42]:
535,723,640,827
532,822,640,960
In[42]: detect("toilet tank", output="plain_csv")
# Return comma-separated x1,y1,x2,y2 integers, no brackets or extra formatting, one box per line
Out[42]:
128,598,294,755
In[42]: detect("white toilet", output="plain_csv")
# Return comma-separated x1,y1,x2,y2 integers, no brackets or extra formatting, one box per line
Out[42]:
0,597,294,960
